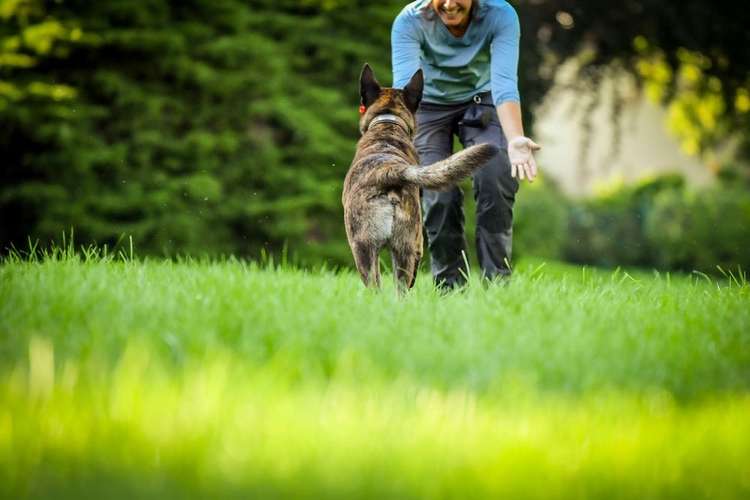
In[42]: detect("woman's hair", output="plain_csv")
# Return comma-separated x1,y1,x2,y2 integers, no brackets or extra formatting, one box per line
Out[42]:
420,0,484,22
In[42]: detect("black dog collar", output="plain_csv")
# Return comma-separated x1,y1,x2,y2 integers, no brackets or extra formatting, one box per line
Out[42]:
365,113,412,136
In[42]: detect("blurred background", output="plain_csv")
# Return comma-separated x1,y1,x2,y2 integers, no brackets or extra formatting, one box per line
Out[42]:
1,0,749,272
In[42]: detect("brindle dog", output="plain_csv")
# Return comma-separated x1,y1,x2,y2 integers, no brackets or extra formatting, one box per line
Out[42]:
342,64,499,290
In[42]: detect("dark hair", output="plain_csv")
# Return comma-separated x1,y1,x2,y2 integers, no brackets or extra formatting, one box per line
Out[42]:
420,0,485,22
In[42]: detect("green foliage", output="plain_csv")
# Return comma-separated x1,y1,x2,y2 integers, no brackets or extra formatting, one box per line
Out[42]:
634,42,748,172
2,0,749,266
564,175,685,268
1,0,402,262
645,187,750,272
515,1,750,168
513,179,569,260
512,175,750,274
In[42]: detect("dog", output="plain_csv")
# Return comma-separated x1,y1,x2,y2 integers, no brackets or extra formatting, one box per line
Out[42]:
342,64,499,290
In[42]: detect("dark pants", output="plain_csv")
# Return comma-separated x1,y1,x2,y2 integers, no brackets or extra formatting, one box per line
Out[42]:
415,95,518,288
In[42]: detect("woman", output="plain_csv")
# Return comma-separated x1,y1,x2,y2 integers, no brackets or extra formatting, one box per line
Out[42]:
392,0,541,288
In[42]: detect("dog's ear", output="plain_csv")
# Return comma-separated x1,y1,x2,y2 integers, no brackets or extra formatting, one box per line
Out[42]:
402,69,423,114
360,63,381,108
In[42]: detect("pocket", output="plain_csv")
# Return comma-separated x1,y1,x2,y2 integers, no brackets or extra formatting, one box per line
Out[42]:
460,103,493,129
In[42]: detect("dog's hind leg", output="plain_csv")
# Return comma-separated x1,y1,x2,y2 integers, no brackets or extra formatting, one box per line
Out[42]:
353,243,381,288
392,249,419,293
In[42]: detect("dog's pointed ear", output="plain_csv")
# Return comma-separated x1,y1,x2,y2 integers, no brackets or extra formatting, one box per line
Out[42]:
360,63,381,108
402,69,423,113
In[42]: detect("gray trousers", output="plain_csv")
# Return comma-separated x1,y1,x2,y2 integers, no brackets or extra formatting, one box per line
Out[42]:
415,96,518,287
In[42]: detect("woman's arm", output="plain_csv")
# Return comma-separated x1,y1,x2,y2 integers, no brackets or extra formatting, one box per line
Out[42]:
391,9,422,89
490,5,540,182
497,100,525,141
497,101,540,182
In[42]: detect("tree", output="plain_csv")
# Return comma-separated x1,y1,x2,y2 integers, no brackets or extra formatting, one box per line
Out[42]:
513,0,750,178
0,0,399,261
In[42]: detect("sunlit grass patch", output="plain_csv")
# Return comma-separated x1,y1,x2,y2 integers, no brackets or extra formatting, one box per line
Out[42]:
0,252,749,498
1,340,749,499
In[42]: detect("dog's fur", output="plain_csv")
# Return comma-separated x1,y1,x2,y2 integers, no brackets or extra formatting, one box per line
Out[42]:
342,64,499,290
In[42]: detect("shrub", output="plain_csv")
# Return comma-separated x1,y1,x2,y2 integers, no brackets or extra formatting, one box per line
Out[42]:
514,180,569,260
564,175,684,267
645,187,750,272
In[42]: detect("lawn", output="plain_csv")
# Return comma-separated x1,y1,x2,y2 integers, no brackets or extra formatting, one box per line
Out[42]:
1,249,749,499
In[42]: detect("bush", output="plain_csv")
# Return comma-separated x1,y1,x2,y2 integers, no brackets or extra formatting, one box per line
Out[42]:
494,173,750,274
645,187,750,272
564,175,685,267
514,180,569,260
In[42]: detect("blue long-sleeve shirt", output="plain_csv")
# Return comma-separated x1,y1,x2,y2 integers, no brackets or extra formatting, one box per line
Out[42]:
391,0,521,106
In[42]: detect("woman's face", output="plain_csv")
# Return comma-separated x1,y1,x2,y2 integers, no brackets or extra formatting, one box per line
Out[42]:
431,0,473,33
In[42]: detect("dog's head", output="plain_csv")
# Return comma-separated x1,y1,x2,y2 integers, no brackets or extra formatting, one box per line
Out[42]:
358,63,423,136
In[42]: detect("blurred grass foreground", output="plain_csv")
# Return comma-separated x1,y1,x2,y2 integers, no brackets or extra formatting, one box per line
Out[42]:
1,250,749,499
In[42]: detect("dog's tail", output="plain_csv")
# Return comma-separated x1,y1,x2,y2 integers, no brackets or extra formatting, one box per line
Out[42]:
401,143,500,190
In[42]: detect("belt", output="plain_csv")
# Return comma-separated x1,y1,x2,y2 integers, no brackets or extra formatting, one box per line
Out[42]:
420,92,494,108
471,91,494,106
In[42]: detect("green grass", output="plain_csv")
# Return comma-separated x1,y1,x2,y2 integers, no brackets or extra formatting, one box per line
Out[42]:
1,250,749,499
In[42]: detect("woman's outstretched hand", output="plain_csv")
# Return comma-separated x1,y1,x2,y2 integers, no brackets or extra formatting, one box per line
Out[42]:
508,136,541,182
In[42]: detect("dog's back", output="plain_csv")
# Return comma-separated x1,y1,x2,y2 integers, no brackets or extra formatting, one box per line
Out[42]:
343,65,499,290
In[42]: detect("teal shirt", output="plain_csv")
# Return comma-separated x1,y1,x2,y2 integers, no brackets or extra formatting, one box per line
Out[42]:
391,0,521,106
